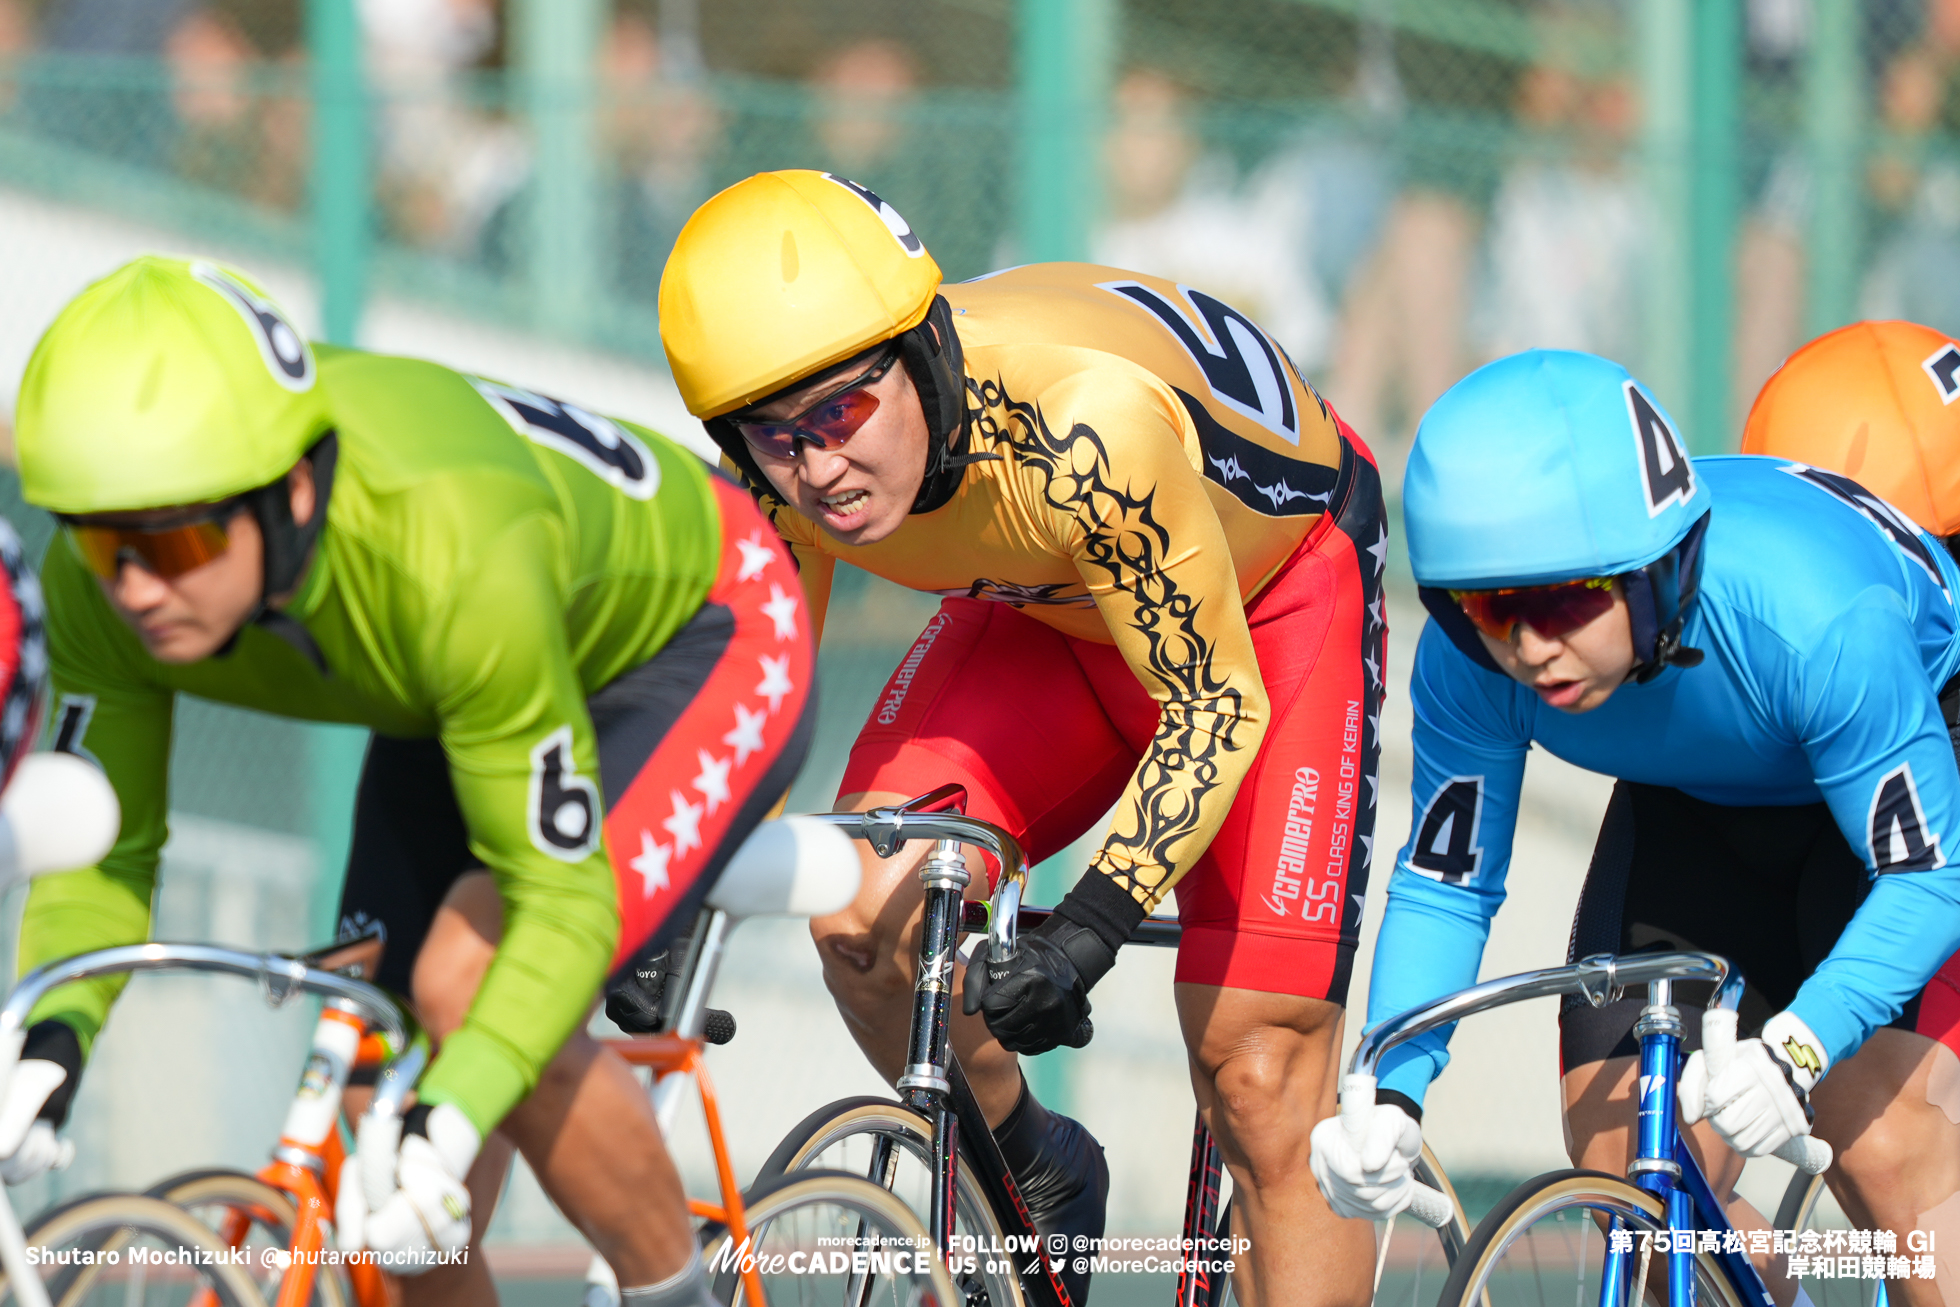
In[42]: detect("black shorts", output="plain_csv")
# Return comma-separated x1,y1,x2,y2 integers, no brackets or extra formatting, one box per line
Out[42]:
338,480,817,999
1558,781,1958,1067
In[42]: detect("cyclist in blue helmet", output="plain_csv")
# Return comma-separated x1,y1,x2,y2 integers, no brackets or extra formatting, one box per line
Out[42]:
1313,350,1960,1306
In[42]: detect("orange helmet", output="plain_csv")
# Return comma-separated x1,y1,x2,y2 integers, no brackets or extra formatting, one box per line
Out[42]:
1741,320,1960,535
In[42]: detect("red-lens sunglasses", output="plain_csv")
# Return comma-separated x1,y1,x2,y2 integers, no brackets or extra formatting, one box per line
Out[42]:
728,347,902,461
63,500,244,581
1452,576,1617,642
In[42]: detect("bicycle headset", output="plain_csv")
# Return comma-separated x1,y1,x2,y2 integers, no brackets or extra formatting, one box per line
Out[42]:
1404,349,1711,685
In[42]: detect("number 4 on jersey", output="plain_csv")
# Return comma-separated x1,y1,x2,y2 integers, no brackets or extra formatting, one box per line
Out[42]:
1870,761,1945,873
1410,776,1485,884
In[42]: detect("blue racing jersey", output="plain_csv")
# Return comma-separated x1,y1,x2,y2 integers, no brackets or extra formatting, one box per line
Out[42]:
1371,456,1960,1104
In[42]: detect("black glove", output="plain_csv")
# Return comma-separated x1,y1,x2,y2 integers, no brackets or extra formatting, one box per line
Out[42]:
604,950,670,1034
962,872,1148,1055
21,1021,82,1128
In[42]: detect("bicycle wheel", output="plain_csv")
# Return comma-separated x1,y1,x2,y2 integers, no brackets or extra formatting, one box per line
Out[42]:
702,1168,961,1307
1201,1145,1475,1307
1775,1170,1885,1307
146,1169,348,1307
1436,1170,1747,1307
0,1191,270,1306
761,1097,1023,1307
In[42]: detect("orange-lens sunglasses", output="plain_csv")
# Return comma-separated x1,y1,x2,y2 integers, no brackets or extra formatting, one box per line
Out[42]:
1452,576,1616,641
63,502,242,581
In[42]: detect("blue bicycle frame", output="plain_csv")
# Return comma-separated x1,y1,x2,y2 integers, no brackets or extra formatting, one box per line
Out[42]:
1352,950,1858,1307
1616,974,1775,1307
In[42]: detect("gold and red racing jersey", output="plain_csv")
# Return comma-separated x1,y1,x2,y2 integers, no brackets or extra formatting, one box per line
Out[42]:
759,262,1352,909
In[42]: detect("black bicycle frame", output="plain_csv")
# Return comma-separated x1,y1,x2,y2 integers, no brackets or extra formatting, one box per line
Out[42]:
821,789,1220,1307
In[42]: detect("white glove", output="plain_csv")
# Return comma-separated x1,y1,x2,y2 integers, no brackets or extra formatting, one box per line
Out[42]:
1680,1009,1827,1159
335,1102,479,1272
1309,1099,1423,1220
0,1059,74,1186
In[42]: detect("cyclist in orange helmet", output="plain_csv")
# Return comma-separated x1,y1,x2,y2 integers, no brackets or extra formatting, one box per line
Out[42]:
1741,319,1960,550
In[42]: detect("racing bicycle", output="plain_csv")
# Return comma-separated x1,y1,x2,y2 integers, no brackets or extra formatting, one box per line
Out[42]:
135,817,958,1307
0,939,413,1307
1353,949,1839,1307
752,787,1477,1307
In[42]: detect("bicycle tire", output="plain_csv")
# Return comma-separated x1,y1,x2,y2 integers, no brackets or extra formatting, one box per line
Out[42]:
701,1168,962,1307
1200,1145,1477,1307
0,1190,271,1306
1435,1169,1747,1307
1775,1169,1885,1307
145,1168,348,1307
760,1097,1023,1307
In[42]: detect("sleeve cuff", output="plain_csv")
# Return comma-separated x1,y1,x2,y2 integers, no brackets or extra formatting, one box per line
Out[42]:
1054,867,1150,955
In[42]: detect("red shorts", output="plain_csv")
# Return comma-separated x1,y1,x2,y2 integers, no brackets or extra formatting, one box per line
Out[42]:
840,436,1387,1002
337,476,816,992
601,476,817,971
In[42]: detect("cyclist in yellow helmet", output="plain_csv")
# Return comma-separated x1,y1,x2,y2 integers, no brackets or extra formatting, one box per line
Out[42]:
12,255,816,1305
663,170,1388,1307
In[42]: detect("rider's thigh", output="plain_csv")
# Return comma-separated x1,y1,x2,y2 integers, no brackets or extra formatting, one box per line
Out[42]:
1175,983,1343,1152
1562,1055,1640,1169
809,791,933,990
1813,1027,1960,1236
410,870,502,1042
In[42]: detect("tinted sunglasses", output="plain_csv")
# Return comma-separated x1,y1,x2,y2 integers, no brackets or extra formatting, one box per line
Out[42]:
727,347,902,460
1452,576,1617,642
63,500,245,581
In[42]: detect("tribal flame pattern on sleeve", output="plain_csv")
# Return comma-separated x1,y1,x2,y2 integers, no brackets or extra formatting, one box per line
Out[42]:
975,376,1259,909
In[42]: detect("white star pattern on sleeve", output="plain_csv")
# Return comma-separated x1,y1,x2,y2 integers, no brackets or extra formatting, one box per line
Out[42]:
631,829,672,898
735,532,777,582
663,790,705,856
723,702,768,764
692,749,733,813
761,584,800,642
755,654,795,713
1366,524,1388,577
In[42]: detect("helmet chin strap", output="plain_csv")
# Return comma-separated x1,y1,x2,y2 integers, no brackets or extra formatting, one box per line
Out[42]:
901,294,994,515
216,431,338,667
1624,512,1710,684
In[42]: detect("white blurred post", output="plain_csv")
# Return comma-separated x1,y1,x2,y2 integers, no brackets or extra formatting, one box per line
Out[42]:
1803,0,1863,334
515,0,604,339
1639,0,1693,418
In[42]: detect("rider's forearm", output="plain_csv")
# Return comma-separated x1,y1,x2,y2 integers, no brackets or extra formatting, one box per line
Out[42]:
18,863,155,1057
1790,867,1960,1070
1367,867,1501,1105
1088,684,1268,911
418,869,618,1136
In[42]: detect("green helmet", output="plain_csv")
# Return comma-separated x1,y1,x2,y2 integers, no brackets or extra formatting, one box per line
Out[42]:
16,255,329,514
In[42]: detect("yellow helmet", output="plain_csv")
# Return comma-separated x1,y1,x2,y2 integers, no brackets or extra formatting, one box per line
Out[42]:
659,170,943,418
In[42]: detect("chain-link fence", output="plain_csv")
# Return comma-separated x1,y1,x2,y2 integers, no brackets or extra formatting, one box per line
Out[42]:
0,0,1945,452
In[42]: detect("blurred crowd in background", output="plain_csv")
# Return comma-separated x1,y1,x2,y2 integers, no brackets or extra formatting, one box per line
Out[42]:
0,0,1958,447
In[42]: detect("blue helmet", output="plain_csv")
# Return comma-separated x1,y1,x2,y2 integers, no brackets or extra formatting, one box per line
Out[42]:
1406,350,1711,682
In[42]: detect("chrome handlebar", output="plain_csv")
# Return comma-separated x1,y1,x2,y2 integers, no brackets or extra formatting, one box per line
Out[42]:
809,786,1031,959
2,941,412,1052
1351,950,1741,1080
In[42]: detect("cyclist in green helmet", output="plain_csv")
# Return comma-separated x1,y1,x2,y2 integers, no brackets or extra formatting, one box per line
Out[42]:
8,255,816,1305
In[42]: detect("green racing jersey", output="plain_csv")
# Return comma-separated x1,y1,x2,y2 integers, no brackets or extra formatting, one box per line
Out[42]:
27,346,722,1134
